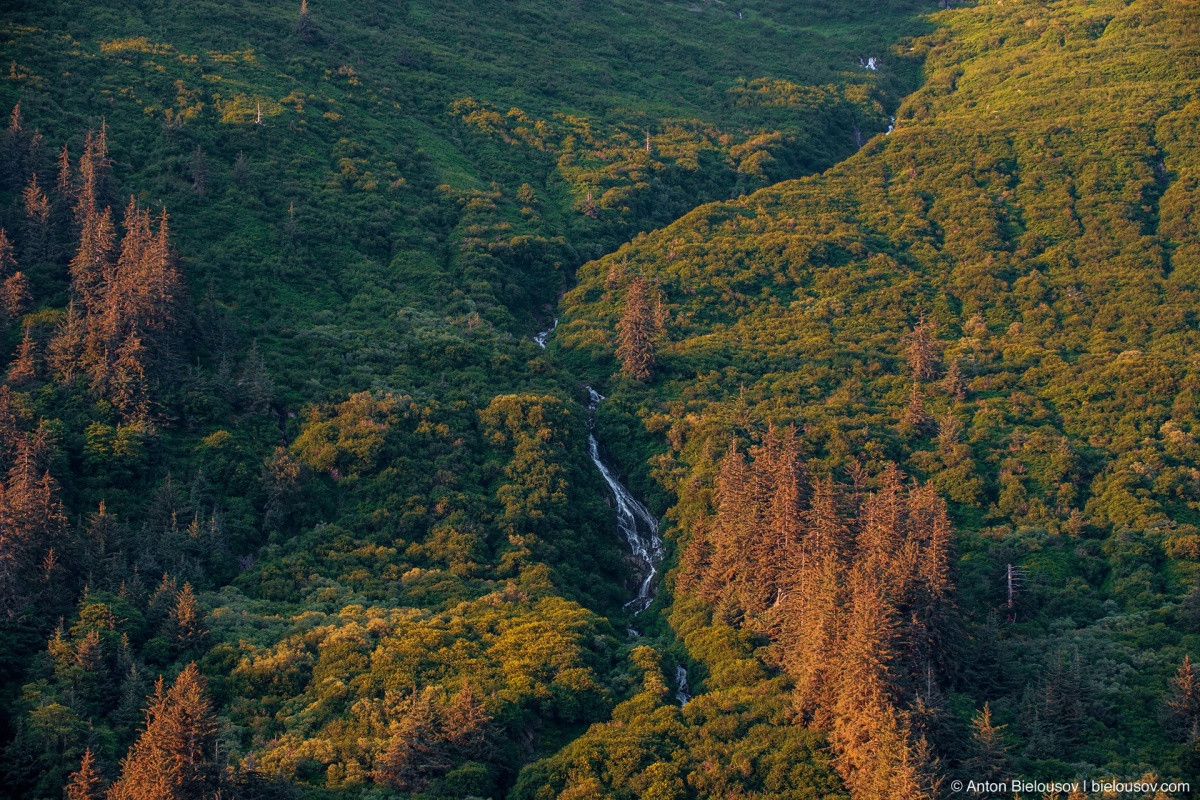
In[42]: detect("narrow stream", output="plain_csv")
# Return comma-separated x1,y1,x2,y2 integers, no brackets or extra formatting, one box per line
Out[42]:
586,387,663,613
533,319,557,348
534,322,678,699
675,665,692,705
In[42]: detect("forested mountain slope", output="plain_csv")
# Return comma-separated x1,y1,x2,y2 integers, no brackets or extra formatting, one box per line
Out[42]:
0,0,933,798
3,0,1199,797
553,0,1200,795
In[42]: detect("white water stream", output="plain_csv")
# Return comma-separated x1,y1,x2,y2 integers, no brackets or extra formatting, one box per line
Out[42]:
533,322,681,695
585,387,663,613
675,664,692,705
533,319,557,348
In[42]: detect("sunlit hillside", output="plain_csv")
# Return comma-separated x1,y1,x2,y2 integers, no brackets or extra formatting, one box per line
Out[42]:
0,0,1198,798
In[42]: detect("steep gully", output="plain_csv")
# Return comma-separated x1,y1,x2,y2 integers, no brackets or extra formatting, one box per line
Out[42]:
529,67,905,708
535,322,690,705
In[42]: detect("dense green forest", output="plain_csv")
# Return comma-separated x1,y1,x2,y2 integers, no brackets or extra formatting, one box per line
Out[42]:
555,0,1200,795
0,0,1197,797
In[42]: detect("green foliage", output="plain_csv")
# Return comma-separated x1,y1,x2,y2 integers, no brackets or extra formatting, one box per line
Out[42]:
4,0,1196,796
513,640,846,800
557,0,1200,788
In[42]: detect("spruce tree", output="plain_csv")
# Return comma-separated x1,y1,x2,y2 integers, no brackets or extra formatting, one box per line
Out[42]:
107,663,222,800
165,582,207,655
963,703,1008,781
238,340,274,415
905,316,939,381
616,276,658,381
942,358,966,400
21,174,50,264
0,228,28,321
48,302,85,384
2,270,31,320
0,228,14,276
373,687,451,792
8,326,36,384
1166,655,1200,740
70,206,116,316
65,748,103,800
903,383,929,431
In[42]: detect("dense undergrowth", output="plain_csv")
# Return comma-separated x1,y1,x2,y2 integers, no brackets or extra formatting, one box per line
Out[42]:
4,0,1198,796
554,0,1200,794
0,0,937,798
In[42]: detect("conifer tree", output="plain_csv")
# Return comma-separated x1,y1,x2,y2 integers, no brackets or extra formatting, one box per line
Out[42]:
616,276,658,381
1166,655,1200,740
0,228,14,276
84,501,126,588
2,270,31,320
374,683,494,791
165,582,207,655
906,316,939,381
48,302,85,384
904,383,929,430
964,703,1008,781
766,425,803,568
189,147,208,195
444,680,495,760
22,174,50,264
0,386,19,463
238,340,274,415
296,0,316,38
75,122,112,222
942,358,966,400
108,333,149,420
69,206,116,315
373,687,452,792
66,748,104,800
699,439,748,601
0,228,28,321
936,413,962,452
107,663,222,800
0,437,67,612
3,103,34,189
56,144,74,206
8,326,36,384
232,152,249,186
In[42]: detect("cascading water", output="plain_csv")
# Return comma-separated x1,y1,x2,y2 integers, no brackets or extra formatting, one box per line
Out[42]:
585,387,663,613
675,665,692,706
533,319,557,348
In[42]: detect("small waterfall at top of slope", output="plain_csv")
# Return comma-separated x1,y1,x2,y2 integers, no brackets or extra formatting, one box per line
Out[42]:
586,387,663,613
675,665,692,706
533,319,558,348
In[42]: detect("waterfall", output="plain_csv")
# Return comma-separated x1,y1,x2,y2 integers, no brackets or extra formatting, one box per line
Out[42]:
585,387,663,613
534,319,557,348
675,665,692,706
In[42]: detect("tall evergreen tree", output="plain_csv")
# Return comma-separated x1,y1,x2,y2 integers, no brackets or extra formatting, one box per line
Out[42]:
905,316,939,381
963,703,1008,782
616,276,658,381
106,663,222,800
69,206,116,316
0,230,30,321
373,687,452,792
65,748,104,800
1166,655,1200,741
165,582,207,655
8,326,37,384
21,174,50,264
